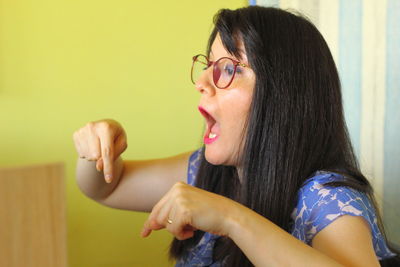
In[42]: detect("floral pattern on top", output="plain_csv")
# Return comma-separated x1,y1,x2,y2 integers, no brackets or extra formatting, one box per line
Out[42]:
291,171,395,260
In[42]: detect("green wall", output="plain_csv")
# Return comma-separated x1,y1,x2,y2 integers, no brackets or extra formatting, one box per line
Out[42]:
0,1,247,266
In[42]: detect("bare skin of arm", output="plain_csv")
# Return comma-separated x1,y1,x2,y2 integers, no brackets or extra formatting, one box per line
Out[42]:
227,204,379,266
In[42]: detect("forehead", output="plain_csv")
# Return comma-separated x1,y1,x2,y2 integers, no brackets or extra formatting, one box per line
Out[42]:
210,33,248,62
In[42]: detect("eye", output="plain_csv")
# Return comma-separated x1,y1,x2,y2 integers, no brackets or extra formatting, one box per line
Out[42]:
235,66,244,75
221,61,235,77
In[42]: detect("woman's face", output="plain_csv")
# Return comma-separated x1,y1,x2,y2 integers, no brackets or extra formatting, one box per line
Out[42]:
196,34,256,167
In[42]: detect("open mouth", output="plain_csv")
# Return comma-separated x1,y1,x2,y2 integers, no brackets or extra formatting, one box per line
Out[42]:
198,106,220,144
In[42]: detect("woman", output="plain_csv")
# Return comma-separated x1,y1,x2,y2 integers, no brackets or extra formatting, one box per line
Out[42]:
74,6,399,266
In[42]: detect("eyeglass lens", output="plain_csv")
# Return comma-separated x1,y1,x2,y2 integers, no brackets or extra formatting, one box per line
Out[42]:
191,55,237,89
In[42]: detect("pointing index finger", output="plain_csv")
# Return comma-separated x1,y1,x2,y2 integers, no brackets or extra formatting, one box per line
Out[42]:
98,132,114,183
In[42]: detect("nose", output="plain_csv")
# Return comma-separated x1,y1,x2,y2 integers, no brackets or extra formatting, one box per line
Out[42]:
195,68,216,96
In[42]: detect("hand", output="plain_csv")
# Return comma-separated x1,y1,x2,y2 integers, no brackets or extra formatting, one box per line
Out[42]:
73,119,127,183
141,182,238,240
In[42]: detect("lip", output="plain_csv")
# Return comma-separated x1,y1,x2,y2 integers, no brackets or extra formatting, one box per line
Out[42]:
198,106,216,121
204,135,219,144
198,106,219,144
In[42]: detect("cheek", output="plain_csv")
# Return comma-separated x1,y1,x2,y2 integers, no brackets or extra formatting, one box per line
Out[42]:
224,79,254,122
222,94,252,141
228,94,252,124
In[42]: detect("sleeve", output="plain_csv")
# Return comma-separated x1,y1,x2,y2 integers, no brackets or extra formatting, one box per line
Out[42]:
187,148,203,186
291,174,377,245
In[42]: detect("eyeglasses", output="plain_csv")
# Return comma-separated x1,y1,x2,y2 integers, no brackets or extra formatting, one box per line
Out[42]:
191,54,250,89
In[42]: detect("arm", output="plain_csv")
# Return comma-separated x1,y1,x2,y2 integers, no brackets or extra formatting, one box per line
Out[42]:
74,119,192,212
227,204,379,266
312,215,380,266
100,152,192,212
141,183,380,267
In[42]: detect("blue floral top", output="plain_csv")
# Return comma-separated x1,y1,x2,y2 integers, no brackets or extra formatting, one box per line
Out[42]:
175,149,396,266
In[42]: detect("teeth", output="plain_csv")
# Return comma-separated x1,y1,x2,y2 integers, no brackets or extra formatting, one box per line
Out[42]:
209,133,217,139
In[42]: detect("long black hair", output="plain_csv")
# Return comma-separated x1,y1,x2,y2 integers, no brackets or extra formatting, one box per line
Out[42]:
170,6,399,266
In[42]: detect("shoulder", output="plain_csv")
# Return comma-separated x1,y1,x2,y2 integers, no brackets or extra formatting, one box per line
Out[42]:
291,171,372,242
291,171,395,259
297,172,369,211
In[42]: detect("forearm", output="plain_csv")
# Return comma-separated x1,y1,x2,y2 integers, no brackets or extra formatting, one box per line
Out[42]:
226,203,343,267
75,157,124,201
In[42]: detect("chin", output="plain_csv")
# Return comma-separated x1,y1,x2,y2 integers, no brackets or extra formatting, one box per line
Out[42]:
204,147,233,166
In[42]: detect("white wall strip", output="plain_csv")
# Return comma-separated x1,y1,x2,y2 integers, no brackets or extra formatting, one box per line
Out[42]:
318,0,339,64
279,0,299,11
360,0,387,210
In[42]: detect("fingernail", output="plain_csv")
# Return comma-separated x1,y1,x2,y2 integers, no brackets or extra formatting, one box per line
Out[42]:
105,174,112,183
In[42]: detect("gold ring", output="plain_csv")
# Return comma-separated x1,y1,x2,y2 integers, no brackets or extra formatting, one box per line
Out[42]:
167,219,173,224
